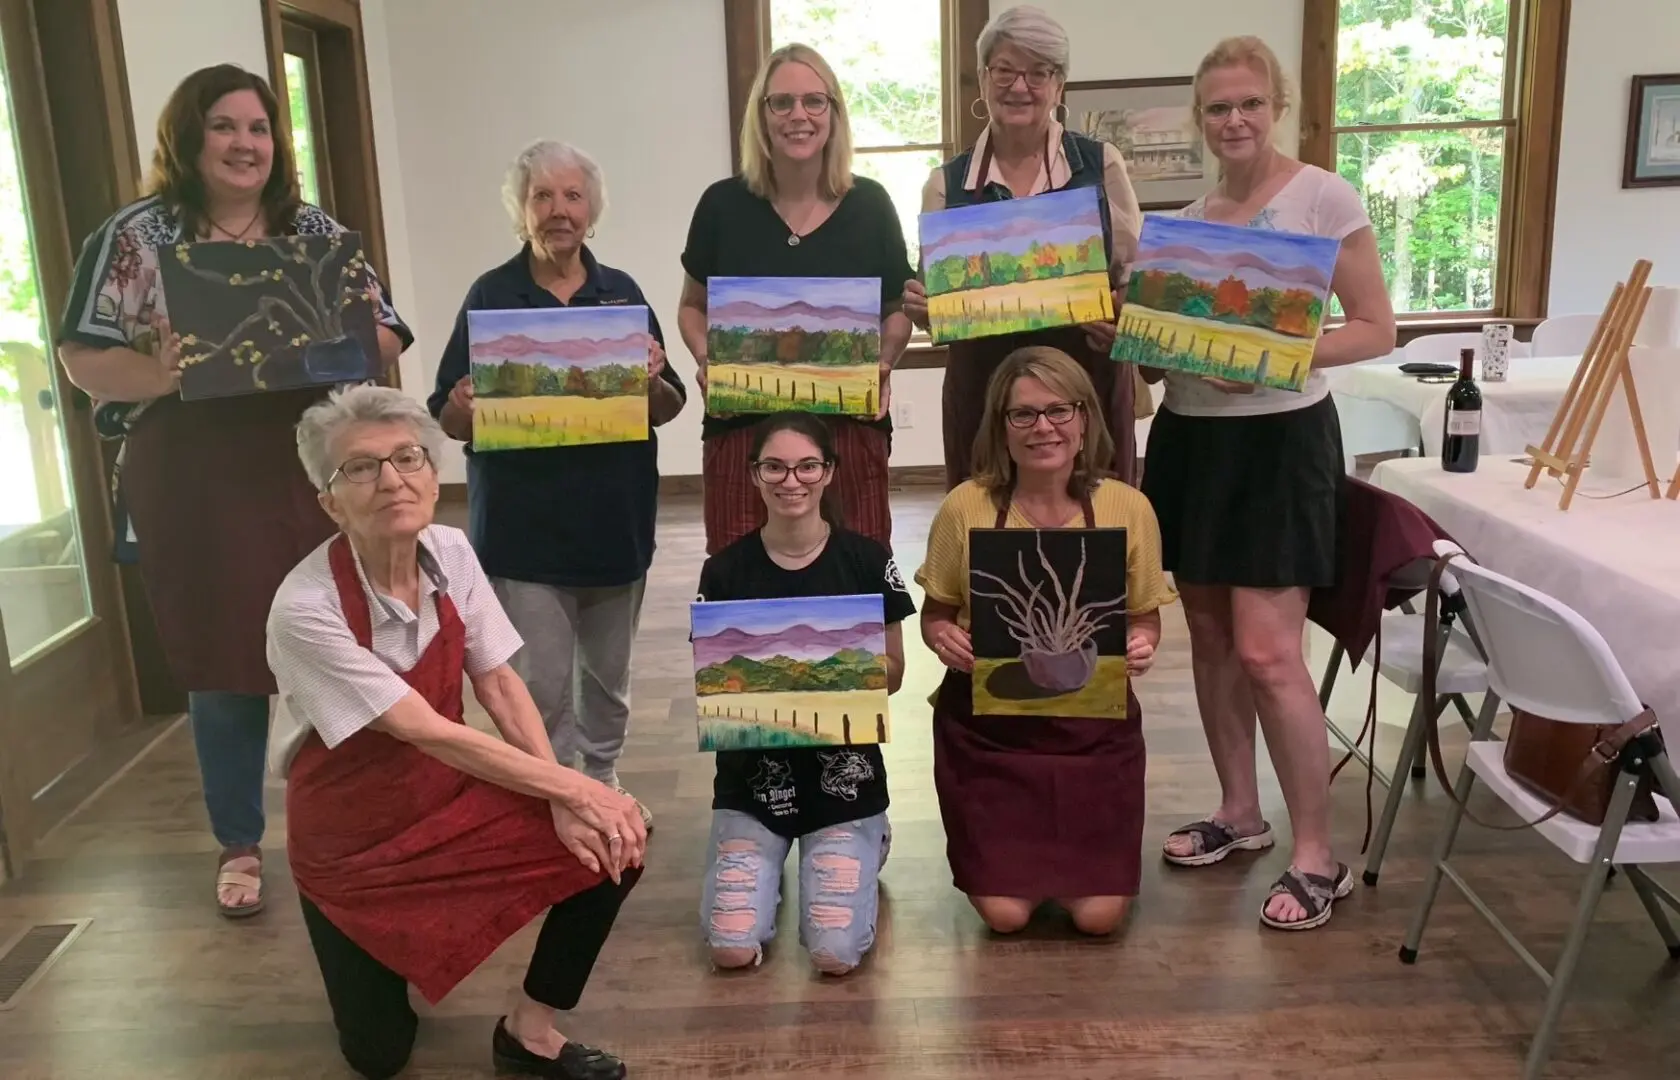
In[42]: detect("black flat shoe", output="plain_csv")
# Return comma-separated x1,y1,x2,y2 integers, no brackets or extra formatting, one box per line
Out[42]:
492,1018,627,1079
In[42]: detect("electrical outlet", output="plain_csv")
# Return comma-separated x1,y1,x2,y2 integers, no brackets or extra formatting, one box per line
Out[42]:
892,400,915,428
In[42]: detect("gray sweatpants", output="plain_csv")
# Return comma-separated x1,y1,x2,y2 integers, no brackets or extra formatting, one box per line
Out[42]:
489,576,646,782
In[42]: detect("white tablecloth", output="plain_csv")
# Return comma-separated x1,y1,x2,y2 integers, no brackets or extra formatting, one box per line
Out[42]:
1370,458,1680,740
1328,354,1582,458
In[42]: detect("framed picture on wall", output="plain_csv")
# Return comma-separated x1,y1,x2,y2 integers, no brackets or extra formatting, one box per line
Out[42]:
1063,77,1213,211
1623,73,1680,189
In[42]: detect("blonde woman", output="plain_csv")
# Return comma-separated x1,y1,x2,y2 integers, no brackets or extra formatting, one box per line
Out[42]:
678,44,915,556
1144,37,1396,932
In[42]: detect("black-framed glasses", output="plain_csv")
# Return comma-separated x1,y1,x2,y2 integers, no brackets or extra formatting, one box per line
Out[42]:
1202,96,1271,121
330,444,430,486
764,92,832,116
1004,401,1082,429
986,63,1059,90
751,458,830,484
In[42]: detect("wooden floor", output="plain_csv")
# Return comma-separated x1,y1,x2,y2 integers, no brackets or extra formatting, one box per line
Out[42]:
1,489,1676,1079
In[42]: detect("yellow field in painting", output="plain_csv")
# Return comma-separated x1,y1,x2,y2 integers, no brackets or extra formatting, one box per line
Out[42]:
928,273,1113,341
706,362,879,416
473,394,647,450
1116,306,1317,388
972,656,1129,719
696,689,890,749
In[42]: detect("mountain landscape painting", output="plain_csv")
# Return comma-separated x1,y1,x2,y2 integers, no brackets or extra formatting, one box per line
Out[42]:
918,186,1114,343
705,276,881,417
468,306,650,450
690,593,890,751
1111,215,1342,391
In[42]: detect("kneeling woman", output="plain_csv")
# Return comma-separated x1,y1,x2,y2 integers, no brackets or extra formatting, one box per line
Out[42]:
916,347,1174,935
267,385,647,1080
697,412,914,975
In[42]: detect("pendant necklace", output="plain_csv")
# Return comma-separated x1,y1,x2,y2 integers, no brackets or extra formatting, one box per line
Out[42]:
780,198,824,247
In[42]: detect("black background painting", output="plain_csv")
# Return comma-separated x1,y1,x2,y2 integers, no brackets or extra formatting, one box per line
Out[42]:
159,232,379,401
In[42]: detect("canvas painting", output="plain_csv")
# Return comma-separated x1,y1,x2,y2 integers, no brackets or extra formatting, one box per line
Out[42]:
468,306,650,451
690,593,890,751
918,186,1114,343
1111,215,1342,391
160,232,379,401
969,527,1129,719
705,276,881,417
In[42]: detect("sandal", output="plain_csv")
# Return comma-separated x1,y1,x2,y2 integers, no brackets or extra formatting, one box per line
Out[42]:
1162,819,1275,867
1259,864,1353,931
216,848,264,918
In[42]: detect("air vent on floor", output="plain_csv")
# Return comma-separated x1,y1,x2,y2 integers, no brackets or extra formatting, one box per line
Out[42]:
0,920,90,1010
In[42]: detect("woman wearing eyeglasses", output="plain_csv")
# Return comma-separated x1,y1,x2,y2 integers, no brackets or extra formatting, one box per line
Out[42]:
1145,38,1394,932
678,43,915,556
695,412,914,976
900,4,1150,490
915,347,1173,937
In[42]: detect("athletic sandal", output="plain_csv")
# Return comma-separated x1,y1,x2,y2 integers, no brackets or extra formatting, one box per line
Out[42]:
1259,864,1353,932
1162,819,1274,867
492,1018,626,1079
216,849,264,918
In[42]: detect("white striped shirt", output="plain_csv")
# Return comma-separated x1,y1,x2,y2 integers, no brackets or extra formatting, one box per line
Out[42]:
266,525,522,770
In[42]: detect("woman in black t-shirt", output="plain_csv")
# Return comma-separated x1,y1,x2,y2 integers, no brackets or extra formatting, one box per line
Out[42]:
696,413,915,976
677,43,915,557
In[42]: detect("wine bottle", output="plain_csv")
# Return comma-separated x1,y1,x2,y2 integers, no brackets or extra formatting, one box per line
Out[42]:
1441,346,1481,473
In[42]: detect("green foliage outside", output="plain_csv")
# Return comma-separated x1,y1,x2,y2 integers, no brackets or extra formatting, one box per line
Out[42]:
706,327,878,367
0,62,45,407
472,360,646,399
284,53,321,207
695,649,886,696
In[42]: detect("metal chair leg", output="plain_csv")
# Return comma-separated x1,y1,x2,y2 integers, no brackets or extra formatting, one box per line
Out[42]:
1399,756,1477,963
1364,691,1432,886
1317,641,1345,711
1620,865,1680,958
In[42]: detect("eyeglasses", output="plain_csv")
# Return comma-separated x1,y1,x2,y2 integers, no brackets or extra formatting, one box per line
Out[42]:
330,444,430,486
986,64,1059,90
764,92,832,116
1003,401,1082,429
1202,96,1271,121
751,458,830,484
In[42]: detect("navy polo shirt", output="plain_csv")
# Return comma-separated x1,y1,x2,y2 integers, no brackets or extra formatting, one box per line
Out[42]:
427,245,686,588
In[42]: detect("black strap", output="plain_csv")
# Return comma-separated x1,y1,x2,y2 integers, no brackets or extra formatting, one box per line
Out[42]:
993,490,1097,530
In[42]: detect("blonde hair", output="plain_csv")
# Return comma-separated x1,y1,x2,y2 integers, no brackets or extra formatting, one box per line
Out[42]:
971,347,1113,501
738,44,854,201
1192,36,1293,121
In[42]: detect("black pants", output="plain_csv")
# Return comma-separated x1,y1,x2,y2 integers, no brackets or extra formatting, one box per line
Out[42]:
298,870,641,1080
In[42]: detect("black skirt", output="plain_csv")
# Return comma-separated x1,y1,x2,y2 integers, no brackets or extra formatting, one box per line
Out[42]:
1141,394,1342,589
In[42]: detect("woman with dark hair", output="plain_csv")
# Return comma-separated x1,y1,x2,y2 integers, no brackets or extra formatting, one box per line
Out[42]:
694,412,914,976
54,64,411,918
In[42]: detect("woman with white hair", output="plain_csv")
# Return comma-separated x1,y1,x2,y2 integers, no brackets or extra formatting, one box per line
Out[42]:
901,4,1150,489
430,139,686,831
268,383,647,1080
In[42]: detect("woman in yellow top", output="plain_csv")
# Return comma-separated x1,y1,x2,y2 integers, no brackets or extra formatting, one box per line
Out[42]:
915,346,1175,935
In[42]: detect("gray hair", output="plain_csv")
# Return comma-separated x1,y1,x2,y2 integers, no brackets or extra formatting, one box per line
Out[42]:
501,138,608,241
978,5,1071,73
295,383,446,490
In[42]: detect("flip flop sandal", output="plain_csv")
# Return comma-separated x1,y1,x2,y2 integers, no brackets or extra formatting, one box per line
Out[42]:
216,854,264,918
1162,818,1275,867
1259,864,1353,932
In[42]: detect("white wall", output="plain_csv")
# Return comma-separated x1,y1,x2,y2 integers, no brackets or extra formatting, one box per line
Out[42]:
1547,0,1680,312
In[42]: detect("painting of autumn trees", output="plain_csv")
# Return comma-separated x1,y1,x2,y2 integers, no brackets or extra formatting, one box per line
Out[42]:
1111,216,1342,392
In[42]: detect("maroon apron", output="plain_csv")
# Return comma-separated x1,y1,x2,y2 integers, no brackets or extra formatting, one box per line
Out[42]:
286,535,607,1004
931,496,1146,899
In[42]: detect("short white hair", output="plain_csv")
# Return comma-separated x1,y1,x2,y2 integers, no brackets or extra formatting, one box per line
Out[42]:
501,139,608,241
978,5,1070,73
295,383,446,490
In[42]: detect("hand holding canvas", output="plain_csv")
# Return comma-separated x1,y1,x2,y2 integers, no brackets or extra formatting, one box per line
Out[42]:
1080,289,1124,354
900,277,929,331
647,338,667,380
440,375,474,442
149,315,185,397
1125,629,1155,676
928,621,975,673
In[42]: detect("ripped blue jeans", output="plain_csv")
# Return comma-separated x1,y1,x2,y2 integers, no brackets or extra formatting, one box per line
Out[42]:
700,809,890,975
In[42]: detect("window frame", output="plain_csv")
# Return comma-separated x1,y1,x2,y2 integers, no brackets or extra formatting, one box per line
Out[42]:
1298,0,1571,339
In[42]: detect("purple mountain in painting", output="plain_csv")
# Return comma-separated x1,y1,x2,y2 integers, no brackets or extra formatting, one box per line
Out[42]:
709,300,878,334
1140,243,1333,293
469,332,646,362
692,621,884,667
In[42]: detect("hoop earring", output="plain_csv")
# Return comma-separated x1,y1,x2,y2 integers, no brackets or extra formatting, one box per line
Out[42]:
970,97,989,121
1054,102,1069,124
586,227,595,239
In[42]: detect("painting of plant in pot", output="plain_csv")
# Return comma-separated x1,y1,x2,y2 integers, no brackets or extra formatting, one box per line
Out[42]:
968,527,1128,718
159,232,380,401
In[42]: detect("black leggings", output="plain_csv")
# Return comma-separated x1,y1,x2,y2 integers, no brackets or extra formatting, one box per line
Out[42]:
298,870,641,1080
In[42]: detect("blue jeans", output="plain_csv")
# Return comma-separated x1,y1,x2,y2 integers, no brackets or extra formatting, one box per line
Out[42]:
188,691,270,848
700,809,890,975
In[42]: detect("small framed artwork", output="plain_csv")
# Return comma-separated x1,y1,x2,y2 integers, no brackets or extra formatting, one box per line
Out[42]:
1623,74,1680,189
1063,77,1212,210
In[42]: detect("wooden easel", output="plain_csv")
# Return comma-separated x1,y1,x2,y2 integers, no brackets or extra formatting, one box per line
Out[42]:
1524,260,1665,510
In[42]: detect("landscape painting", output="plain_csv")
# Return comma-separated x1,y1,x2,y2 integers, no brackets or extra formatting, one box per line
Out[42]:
1111,215,1342,391
468,306,650,451
691,593,890,751
969,528,1129,719
705,276,881,417
160,232,380,401
919,186,1114,343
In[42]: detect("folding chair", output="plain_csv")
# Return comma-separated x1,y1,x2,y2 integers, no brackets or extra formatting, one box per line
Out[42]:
1399,541,1680,1080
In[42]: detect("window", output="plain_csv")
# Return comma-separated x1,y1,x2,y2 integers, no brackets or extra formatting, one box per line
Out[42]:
1300,0,1569,322
280,21,332,210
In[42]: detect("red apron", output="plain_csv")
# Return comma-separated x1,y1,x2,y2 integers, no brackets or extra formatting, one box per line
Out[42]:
931,496,1147,899
286,535,606,1004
